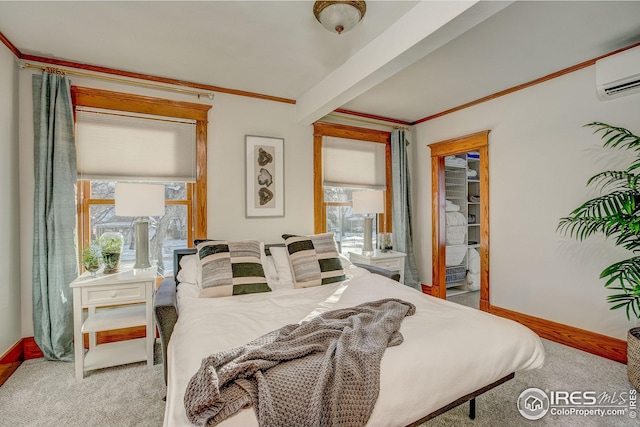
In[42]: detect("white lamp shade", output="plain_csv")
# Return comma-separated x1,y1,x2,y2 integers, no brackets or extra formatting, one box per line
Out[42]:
115,183,165,217
352,190,384,215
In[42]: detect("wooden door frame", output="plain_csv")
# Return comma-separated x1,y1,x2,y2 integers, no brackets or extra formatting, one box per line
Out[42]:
428,131,490,311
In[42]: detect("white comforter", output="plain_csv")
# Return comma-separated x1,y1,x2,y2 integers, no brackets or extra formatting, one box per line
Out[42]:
163,268,544,427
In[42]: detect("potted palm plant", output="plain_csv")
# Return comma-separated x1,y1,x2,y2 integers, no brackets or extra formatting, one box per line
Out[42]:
557,122,640,390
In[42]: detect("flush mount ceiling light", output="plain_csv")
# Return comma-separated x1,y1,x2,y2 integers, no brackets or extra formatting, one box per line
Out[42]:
313,1,366,35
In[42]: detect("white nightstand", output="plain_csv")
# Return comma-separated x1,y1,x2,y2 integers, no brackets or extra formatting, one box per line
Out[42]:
70,267,157,381
349,250,407,284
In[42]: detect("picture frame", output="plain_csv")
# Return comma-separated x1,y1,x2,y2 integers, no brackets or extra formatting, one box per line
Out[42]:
245,135,284,217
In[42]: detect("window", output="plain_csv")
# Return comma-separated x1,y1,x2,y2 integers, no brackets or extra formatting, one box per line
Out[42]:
313,122,392,255
78,181,192,276
72,87,211,276
324,186,384,255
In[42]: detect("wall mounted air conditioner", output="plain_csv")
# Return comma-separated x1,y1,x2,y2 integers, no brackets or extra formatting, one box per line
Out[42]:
596,45,640,101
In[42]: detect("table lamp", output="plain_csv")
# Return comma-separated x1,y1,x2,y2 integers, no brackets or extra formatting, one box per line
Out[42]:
115,183,165,269
352,190,384,256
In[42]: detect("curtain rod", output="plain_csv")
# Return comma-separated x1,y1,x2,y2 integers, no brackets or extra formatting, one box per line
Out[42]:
326,112,410,131
18,61,215,100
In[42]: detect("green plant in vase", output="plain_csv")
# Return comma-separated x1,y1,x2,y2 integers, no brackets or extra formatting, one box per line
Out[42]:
82,246,101,276
98,232,124,274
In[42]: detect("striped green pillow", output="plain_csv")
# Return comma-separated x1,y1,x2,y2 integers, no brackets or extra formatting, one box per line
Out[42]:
282,232,346,288
196,240,271,298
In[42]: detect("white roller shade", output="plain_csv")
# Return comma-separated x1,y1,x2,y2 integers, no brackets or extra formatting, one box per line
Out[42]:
323,137,386,189
75,107,196,182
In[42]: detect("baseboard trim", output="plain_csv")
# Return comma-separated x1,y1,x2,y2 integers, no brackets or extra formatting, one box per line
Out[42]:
23,337,44,360
0,338,52,387
0,339,23,364
490,305,627,364
420,287,627,364
0,339,25,388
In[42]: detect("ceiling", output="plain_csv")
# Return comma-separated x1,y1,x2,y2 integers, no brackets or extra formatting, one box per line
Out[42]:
1,1,640,124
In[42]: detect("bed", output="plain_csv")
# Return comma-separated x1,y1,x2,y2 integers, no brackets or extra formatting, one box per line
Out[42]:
156,241,545,427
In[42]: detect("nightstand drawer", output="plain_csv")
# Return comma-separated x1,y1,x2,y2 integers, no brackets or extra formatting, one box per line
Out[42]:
82,282,147,306
371,258,403,271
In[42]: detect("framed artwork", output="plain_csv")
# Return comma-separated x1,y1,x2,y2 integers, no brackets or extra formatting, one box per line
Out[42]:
245,135,284,217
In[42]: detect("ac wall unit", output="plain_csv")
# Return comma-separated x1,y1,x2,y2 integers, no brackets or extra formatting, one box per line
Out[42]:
596,45,640,101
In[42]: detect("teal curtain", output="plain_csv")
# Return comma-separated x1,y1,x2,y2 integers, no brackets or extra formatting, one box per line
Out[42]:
32,73,78,361
391,130,420,290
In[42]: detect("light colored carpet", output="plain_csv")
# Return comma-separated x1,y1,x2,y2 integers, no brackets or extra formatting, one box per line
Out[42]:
0,333,636,426
423,290,637,426
0,344,165,427
421,337,635,426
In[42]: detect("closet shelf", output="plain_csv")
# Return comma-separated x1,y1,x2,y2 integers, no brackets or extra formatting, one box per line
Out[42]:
444,153,481,291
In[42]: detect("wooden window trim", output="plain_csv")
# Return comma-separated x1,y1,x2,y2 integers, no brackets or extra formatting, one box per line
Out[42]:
313,121,392,234
71,86,211,250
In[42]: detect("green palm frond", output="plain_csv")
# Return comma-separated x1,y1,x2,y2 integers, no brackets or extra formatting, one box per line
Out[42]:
606,285,640,320
585,122,640,152
557,191,636,240
557,215,606,241
601,257,640,290
587,170,638,194
575,191,634,217
559,123,640,320
601,259,640,320
629,159,640,174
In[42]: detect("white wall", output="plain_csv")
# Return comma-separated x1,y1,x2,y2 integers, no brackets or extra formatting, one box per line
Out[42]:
18,69,313,338
207,92,313,240
413,66,640,340
0,47,21,357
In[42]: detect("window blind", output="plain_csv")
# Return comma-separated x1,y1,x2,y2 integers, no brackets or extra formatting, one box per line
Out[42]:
75,107,197,182
323,137,386,189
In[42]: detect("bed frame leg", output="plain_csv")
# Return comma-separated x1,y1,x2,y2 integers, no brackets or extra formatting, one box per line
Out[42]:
469,398,476,419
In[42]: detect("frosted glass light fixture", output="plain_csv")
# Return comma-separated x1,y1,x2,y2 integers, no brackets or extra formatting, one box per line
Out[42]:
313,1,366,35
115,183,165,269
352,190,384,255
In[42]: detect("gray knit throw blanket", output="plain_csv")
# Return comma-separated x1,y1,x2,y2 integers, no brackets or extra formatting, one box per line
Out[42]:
184,298,416,427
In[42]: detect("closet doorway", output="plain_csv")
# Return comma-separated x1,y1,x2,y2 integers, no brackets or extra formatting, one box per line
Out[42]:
428,131,490,311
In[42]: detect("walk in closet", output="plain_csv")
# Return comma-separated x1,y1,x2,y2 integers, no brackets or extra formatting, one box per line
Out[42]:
444,152,481,296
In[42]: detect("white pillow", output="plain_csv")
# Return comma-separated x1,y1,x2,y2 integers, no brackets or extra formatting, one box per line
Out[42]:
339,254,352,268
177,281,200,301
176,254,198,285
345,263,370,280
269,246,294,288
260,243,280,289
